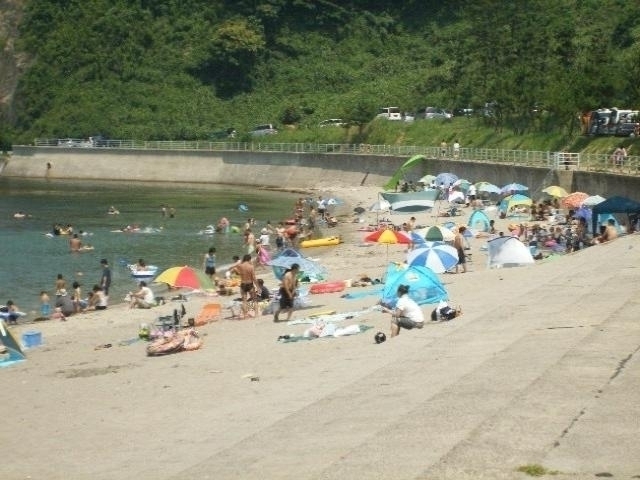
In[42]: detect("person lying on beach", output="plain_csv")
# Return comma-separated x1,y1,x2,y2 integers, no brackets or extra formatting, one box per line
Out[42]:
430,300,462,322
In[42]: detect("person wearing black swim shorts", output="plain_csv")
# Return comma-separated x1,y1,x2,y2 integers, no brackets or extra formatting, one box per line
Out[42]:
273,263,299,323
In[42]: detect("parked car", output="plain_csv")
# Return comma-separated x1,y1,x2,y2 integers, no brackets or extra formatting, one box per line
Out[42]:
319,119,347,127
376,107,403,121
250,124,278,136
209,127,237,140
615,121,639,137
415,107,453,120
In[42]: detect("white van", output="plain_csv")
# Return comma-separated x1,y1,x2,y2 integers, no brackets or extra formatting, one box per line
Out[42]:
376,107,402,121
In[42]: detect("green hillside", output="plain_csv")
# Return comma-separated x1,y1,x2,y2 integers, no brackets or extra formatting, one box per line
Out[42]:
2,0,640,153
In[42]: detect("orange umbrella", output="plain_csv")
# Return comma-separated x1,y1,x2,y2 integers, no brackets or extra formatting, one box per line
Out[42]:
562,192,589,209
364,228,411,259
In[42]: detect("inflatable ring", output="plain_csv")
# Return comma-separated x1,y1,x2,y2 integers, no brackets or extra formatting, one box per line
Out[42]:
309,281,346,294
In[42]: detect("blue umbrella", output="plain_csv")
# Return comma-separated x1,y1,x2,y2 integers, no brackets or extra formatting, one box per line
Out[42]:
501,183,528,194
573,207,592,221
406,243,459,274
407,231,426,245
435,172,459,187
268,253,327,281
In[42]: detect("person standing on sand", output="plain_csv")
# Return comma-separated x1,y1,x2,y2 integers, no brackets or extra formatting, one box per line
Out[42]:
235,254,257,315
454,226,467,273
273,263,299,323
99,259,111,296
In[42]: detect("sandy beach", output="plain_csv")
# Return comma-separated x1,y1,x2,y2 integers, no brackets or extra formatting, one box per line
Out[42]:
2,181,639,480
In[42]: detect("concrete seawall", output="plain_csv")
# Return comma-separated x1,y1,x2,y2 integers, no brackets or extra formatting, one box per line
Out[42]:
4,146,640,197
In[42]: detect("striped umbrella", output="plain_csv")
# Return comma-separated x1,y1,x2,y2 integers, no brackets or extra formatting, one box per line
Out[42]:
406,243,459,274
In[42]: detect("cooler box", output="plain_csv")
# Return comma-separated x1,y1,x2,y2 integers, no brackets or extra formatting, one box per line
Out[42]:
22,330,42,348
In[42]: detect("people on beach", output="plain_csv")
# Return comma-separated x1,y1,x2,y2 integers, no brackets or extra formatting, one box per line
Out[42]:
129,281,155,309
71,281,88,313
594,218,619,244
381,284,424,337
273,263,299,323
430,300,462,322
255,240,271,267
234,254,257,315
1,300,21,325
454,226,467,273
99,259,111,296
256,278,271,301
87,285,108,311
40,291,51,318
55,289,75,317
203,247,216,280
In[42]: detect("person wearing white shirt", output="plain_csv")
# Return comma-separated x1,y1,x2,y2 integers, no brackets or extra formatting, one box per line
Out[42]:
381,284,424,337
129,281,155,309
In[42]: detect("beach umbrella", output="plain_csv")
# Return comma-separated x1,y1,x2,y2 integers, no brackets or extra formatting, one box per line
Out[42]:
419,174,437,185
562,192,589,209
368,198,391,223
406,243,459,274
368,198,391,213
573,207,592,222
501,183,528,194
448,191,466,203
453,178,472,191
499,194,532,214
542,185,569,198
582,195,606,207
421,225,455,242
435,172,459,187
475,182,502,194
268,256,327,281
407,231,427,246
154,266,214,290
364,228,412,259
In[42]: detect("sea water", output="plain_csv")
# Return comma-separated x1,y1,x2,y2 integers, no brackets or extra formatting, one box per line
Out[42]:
0,178,301,316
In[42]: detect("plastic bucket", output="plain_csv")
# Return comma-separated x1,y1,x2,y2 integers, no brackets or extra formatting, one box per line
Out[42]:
22,330,42,348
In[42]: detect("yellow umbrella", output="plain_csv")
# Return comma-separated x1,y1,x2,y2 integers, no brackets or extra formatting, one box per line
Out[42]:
542,185,569,198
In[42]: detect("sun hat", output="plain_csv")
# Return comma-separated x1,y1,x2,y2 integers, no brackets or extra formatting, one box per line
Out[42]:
261,228,268,234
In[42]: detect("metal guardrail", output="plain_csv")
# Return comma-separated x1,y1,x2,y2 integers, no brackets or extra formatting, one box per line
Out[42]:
31,138,640,175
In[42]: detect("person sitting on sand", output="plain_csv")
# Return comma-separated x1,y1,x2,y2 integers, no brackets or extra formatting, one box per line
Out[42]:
0,300,22,325
86,285,108,311
594,218,619,244
129,281,155,309
380,284,424,337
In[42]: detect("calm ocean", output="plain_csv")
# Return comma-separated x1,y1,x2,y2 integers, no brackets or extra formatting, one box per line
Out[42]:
0,178,301,316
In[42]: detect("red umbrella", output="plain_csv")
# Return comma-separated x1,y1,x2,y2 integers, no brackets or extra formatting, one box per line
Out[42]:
364,228,411,259
562,192,589,209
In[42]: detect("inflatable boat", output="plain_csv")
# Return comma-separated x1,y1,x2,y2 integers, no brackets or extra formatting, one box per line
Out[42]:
299,236,342,248
129,264,159,279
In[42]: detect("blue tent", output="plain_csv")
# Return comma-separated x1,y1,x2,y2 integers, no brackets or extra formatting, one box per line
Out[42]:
591,195,640,235
381,263,448,308
468,210,491,232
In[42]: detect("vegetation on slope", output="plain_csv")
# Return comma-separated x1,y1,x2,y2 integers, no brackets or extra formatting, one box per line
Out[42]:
2,0,640,154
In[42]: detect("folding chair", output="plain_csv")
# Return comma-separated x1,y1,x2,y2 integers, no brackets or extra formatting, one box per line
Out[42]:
193,303,222,326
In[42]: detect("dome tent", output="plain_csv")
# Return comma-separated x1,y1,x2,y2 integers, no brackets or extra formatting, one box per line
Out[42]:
381,263,448,309
468,210,491,232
